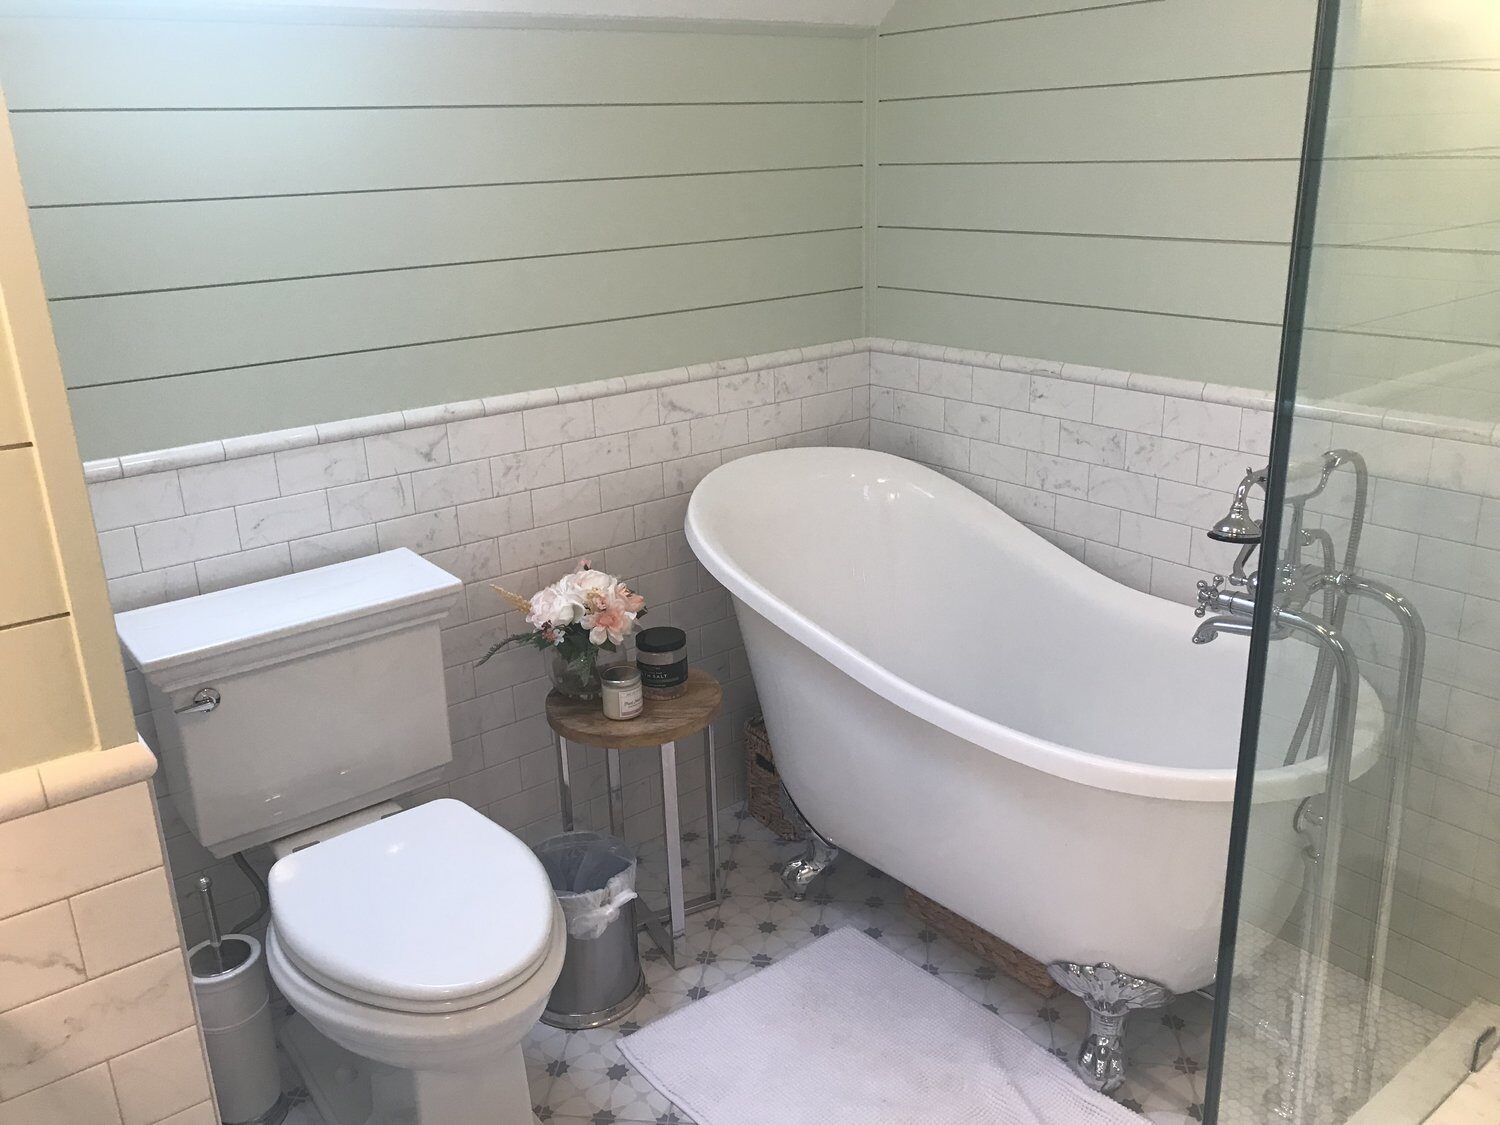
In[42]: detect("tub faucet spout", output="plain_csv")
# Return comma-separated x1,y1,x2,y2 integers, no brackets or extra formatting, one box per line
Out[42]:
1192,615,1252,645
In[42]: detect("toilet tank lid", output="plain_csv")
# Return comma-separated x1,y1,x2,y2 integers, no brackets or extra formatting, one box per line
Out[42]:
116,548,461,675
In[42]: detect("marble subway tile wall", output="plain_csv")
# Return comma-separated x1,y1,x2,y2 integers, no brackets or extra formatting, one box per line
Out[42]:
88,344,870,941
1284,419,1500,1017
0,777,214,1125
84,332,1500,1018
864,338,1500,1019
866,339,1272,606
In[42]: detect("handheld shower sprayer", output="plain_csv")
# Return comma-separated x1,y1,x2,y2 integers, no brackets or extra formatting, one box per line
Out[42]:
1207,466,1268,586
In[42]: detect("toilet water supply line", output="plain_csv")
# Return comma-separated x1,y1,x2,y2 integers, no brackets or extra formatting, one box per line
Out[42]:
1196,595,1360,1125
231,852,269,935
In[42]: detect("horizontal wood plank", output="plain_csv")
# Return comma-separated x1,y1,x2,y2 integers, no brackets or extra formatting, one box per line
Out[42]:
877,227,1289,326
12,102,863,206
1317,159,1500,247
1325,70,1500,160
877,73,1309,164
1299,328,1498,409
878,0,1313,102
1331,0,1500,68
65,289,863,458
32,167,863,297
878,0,1150,36
54,229,862,387
875,287,1283,389
877,162,1300,244
0,18,864,109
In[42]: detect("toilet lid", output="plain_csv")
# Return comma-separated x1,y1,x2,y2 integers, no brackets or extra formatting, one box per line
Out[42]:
268,799,556,1009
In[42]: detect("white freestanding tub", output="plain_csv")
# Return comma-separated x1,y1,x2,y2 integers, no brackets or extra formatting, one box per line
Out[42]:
686,448,1381,1004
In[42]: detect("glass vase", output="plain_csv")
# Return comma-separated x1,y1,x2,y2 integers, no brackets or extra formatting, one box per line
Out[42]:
548,646,603,701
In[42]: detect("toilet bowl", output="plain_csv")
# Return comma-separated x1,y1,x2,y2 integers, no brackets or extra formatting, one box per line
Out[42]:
265,799,567,1125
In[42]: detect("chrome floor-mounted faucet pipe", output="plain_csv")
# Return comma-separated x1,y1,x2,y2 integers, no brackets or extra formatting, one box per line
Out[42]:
1192,447,1426,1124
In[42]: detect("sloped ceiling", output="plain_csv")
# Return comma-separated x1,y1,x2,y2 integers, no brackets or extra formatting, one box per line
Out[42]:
207,0,899,26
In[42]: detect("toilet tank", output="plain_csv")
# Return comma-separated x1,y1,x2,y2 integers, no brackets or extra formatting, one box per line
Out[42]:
117,549,463,857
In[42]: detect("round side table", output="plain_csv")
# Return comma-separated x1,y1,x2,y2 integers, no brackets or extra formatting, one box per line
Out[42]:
545,667,723,968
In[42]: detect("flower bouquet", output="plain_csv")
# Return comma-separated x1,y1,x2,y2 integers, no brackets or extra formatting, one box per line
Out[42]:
480,559,647,700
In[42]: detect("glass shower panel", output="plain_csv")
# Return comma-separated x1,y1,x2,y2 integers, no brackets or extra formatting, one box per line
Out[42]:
1212,1,1500,1122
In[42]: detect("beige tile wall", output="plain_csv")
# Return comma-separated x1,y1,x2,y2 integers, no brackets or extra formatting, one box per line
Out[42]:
0,776,213,1125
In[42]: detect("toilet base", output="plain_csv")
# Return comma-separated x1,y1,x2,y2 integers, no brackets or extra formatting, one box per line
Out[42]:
281,1013,539,1125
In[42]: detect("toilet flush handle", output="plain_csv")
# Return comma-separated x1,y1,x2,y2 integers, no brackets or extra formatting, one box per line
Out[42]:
175,687,221,715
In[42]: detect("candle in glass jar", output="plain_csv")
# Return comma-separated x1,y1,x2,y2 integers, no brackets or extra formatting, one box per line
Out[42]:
600,664,644,721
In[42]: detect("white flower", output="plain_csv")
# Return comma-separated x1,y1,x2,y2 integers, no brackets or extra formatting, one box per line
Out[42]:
526,583,582,630
515,561,645,648
570,569,613,599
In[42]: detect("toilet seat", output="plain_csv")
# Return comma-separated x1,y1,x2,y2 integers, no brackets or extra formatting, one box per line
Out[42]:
268,799,556,1014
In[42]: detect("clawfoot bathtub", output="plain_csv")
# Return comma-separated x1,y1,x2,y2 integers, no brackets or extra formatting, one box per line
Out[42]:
686,448,1381,1091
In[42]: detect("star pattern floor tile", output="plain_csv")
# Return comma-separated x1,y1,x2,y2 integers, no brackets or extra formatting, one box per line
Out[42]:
274,809,1232,1124
520,809,1215,1124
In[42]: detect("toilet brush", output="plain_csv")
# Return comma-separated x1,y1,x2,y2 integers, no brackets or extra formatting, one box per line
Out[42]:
189,874,289,1125
198,876,227,974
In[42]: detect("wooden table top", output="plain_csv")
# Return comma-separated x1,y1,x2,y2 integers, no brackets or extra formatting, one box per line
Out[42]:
545,667,722,749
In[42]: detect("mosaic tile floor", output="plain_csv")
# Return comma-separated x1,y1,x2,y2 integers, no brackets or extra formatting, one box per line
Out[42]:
1216,924,1449,1125
277,807,1212,1124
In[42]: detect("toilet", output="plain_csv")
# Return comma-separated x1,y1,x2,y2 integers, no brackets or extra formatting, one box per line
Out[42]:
117,548,566,1125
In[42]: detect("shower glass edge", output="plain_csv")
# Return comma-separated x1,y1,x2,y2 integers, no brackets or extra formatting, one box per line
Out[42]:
1207,1,1500,1121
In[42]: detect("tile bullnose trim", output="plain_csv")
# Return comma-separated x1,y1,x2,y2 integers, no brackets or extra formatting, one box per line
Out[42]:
0,765,46,823
0,741,158,826
81,338,866,481
78,337,1500,488
869,340,1498,449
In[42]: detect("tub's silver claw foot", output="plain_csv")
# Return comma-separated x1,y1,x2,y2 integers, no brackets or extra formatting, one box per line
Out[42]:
778,787,839,901
780,834,839,901
1047,961,1172,1094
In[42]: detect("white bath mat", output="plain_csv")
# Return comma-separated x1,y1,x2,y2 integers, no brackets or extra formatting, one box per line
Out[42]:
620,927,1140,1125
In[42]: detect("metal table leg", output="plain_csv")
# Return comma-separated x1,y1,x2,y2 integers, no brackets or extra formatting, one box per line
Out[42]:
661,741,687,954
555,735,574,832
603,734,720,972
705,723,722,904
603,743,678,967
606,746,625,837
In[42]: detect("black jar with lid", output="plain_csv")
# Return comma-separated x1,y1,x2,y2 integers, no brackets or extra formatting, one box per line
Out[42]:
635,626,688,700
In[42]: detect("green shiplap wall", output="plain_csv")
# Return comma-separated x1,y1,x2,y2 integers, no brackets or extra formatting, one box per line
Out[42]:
1296,1,1500,419
873,0,1319,389
0,17,867,458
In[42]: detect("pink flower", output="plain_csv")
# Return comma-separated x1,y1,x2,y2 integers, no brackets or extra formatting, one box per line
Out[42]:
582,579,645,645
513,560,645,648
587,604,630,646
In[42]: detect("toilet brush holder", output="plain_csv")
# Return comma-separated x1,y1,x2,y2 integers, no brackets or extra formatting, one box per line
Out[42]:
190,877,287,1125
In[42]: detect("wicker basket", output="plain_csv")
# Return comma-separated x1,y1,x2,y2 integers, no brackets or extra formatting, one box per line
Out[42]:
904,887,1059,998
744,717,804,841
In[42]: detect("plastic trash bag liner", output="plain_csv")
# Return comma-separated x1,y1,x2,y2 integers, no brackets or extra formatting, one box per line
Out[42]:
535,832,639,940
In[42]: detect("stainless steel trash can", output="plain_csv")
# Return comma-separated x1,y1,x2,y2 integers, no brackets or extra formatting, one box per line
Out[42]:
536,832,645,1029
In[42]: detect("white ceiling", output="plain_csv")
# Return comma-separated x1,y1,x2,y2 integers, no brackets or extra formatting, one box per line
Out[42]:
360,0,899,23
65,0,901,27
